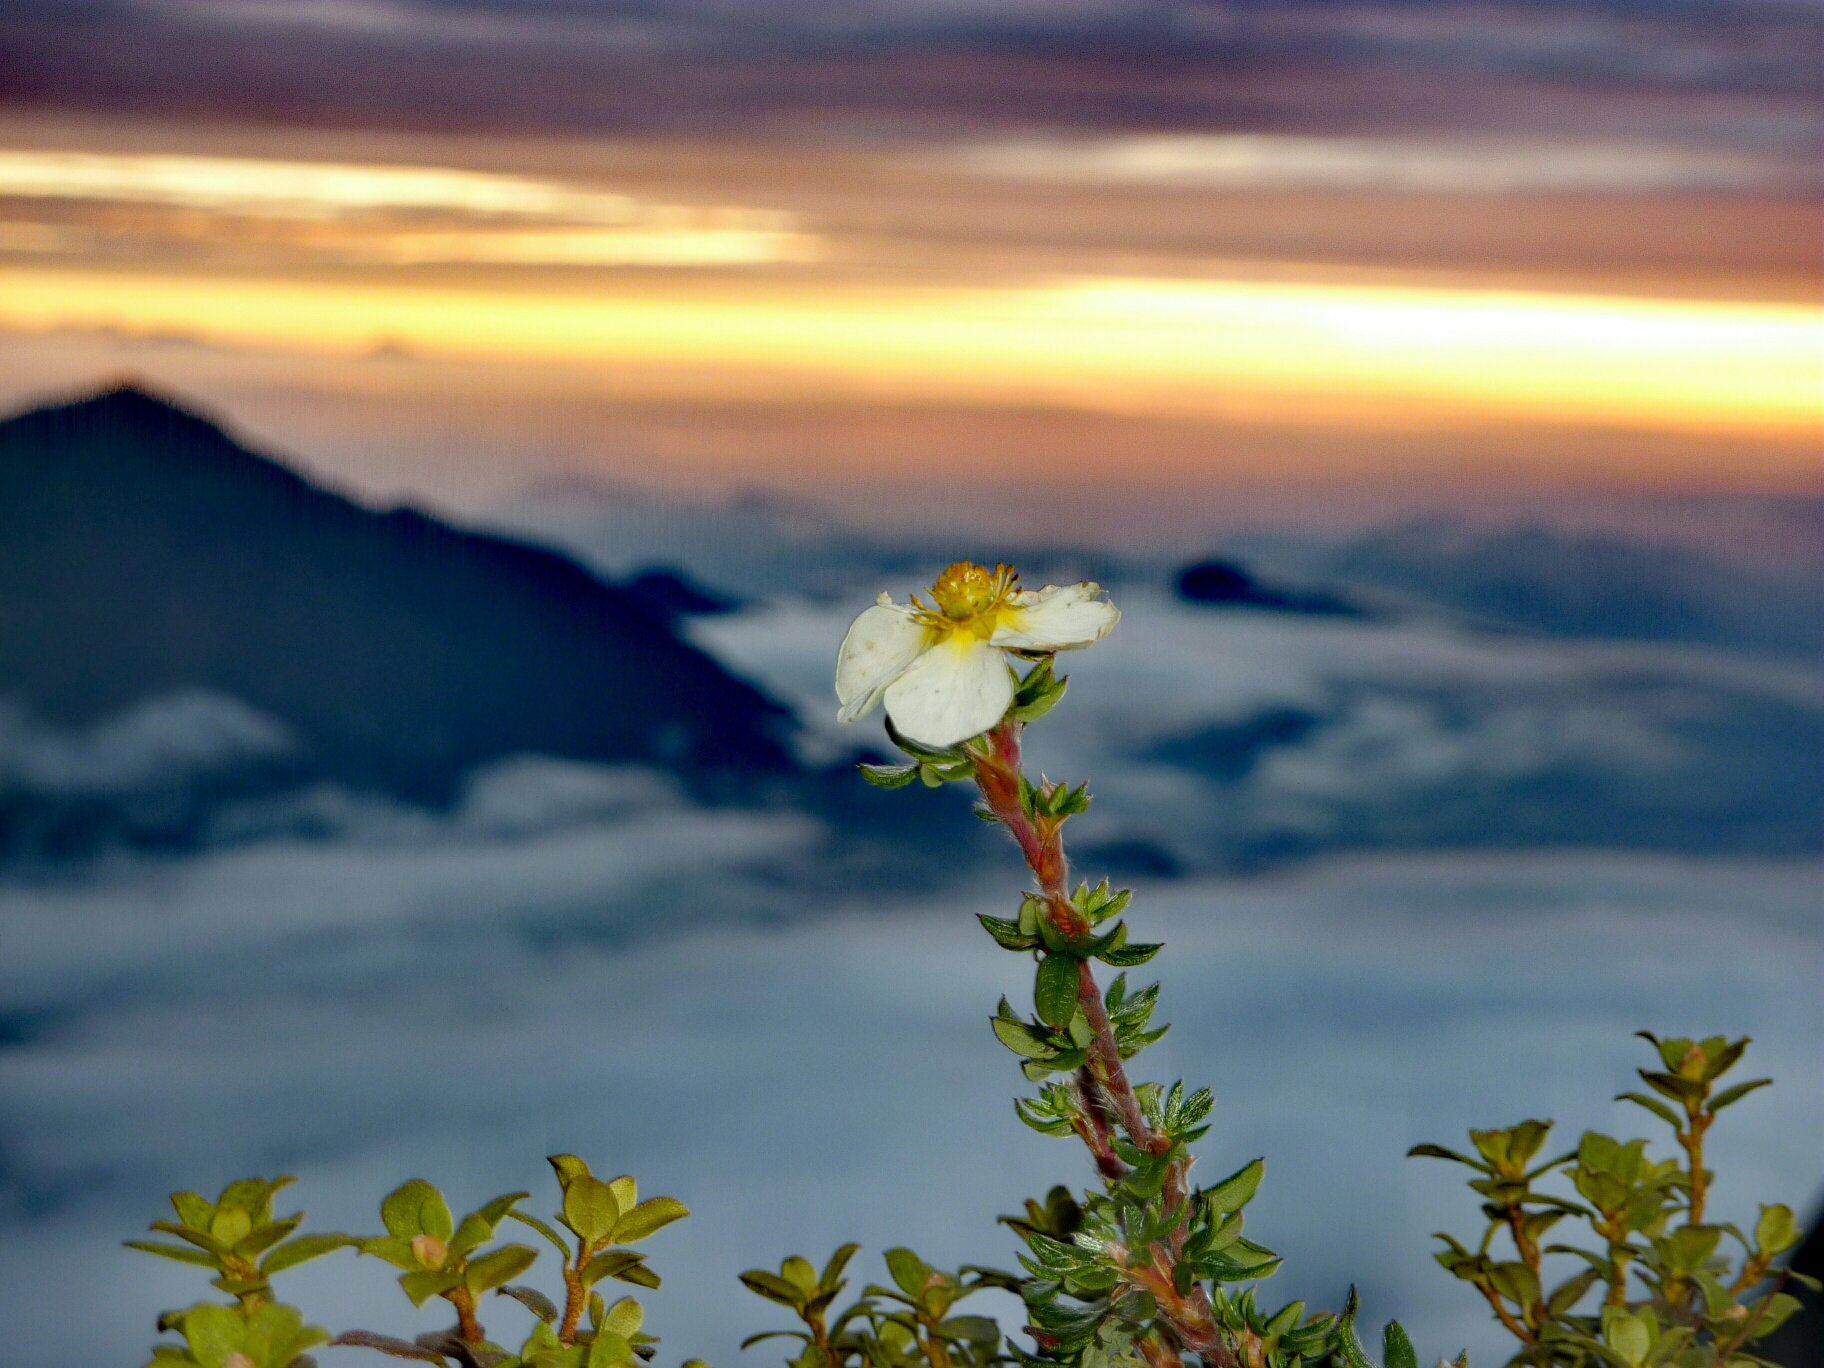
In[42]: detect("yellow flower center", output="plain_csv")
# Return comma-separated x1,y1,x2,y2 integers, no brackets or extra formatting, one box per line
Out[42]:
918,562,1019,637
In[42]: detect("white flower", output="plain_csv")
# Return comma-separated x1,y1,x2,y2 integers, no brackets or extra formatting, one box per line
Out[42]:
834,561,1119,748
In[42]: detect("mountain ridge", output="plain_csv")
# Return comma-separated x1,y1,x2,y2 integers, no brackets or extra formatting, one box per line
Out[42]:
0,385,795,834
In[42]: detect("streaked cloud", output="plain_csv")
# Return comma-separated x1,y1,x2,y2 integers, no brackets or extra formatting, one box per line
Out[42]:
0,150,820,267
947,134,1819,196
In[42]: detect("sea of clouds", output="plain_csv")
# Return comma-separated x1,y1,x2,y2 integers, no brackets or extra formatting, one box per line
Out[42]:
0,587,1818,1367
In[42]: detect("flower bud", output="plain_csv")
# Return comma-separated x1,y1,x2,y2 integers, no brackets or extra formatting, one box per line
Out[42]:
411,1233,448,1269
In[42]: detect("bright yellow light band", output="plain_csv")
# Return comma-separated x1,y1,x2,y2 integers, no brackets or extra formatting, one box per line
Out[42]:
1,267,1817,437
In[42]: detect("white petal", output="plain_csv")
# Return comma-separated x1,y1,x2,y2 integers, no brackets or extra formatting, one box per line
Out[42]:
883,636,1015,748
990,582,1121,651
835,602,931,723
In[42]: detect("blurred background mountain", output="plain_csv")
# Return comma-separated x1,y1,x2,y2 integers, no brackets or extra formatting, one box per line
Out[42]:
0,4,1817,1367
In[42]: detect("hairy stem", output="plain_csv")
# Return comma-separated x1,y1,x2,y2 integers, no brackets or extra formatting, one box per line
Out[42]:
1477,1279,1536,1346
1681,1108,1711,1225
974,717,1235,1368
1712,1268,1790,1363
559,1252,587,1344
449,1286,484,1345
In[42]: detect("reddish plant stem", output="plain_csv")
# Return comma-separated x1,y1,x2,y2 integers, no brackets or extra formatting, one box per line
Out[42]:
1074,1066,1132,1183
449,1286,484,1345
559,1253,587,1343
973,717,1233,1368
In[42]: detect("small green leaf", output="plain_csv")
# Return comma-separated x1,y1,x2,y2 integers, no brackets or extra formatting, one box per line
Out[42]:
261,1233,355,1275
884,1248,936,1299
331,1331,450,1363
564,1177,622,1243
587,1330,637,1368
581,1249,648,1288
822,1243,861,1293
1097,936,1162,967
1548,1267,1602,1315
398,1268,463,1306
171,1193,215,1230
990,1013,1054,1060
613,1261,661,1289
1034,953,1080,1028
978,914,1038,950
611,1196,688,1244
498,1284,560,1322
1753,1204,1800,1257
124,1240,219,1269
508,1210,573,1258
467,1244,538,1293
381,1181,452,1242
1204,1158,1265,1215
548,1155,592,1187
1382,1322,1417,1368
1709,1079,1772,1113
1615,1092,1682,1129
1744,1292,1803,1339
602,1296,644,1338
859,762,918,789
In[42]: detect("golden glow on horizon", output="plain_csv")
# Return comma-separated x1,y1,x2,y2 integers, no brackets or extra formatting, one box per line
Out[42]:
1,267,1817,439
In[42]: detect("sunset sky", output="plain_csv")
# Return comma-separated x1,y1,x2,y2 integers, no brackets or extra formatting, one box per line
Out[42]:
0,0,1817,539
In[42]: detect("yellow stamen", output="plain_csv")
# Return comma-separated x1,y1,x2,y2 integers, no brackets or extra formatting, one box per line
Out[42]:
929,562,1018,619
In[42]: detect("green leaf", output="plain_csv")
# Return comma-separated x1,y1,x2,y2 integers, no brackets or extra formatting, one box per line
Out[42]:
548,1155,592,1187
564,1177,622,1243
611,1260,660,1290
990,1012,1054,1060
1709,1079,1772,1113
601,1296,644,1338
1753,1205,1800,1257
859,762,919,789
1614,1092,1683,1129
232,1216,302,1259
1548,1267,1602,1315
125,1240,220,1269
1383,1321,1418,1368
822,1243,861,1292
611,1196,688,1244
1097,937,1162,967
467,1244,539,1293
330,1331,449,1363
1204,1158,1265,1215
938,1316,1000,1346
741,1331,811,1350
381,1181,452,1242
508,1210,573,1258
475,1192,531,1229
261,1234,355,1275
588,1332,637,1368
1744,1292,1802,1339
978,914,1038,951
399,1269,463,1306
884,1248,936,1299
498,1284,561,1322
1407,1143,1487,1169
1604,1308,1653,1368
1010,676,1068,723
150,1221,229,1257
583,1251,649,1288
171,1193,216,1230
1033,953,1080,1028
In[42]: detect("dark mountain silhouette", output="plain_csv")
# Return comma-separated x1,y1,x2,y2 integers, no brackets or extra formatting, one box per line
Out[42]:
0,387,794,815
1175,559,1360,616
